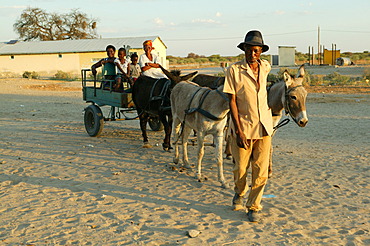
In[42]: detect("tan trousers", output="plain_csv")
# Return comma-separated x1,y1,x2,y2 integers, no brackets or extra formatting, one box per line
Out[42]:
231,135,271,211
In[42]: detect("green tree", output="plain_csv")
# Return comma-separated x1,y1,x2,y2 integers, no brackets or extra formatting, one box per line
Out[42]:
14,7,98,41
187,53,200,58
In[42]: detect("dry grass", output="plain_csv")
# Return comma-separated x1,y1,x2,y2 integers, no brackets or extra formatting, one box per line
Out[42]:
306,85,370,94
24,83,80,91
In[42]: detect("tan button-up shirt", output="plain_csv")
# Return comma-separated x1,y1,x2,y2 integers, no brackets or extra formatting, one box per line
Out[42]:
223,58,273,139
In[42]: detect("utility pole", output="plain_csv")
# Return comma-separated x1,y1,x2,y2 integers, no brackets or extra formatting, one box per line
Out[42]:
311,46,314,65
332,43,334,65
317,25,320,65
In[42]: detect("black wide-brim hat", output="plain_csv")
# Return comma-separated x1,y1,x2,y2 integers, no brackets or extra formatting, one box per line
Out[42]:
237,30,269,53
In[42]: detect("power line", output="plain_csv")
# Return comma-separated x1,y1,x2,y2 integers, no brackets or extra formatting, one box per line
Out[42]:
323,29,370,34
165,30,316,41
165,29,369,42
265,30,316,36
166,37,240,41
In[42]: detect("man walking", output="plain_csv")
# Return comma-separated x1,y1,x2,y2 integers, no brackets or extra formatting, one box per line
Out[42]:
223,30,273,222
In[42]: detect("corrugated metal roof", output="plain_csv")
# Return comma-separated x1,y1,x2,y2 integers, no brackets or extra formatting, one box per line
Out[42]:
0,36,161,55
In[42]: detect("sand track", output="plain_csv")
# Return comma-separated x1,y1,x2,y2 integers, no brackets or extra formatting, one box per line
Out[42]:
0,78,369,245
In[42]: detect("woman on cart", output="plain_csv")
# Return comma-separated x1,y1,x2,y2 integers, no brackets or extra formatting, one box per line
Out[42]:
139,40,167,79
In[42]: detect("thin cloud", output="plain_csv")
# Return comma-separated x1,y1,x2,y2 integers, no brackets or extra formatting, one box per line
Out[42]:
298,10,313,15
216,12,222,17
99,27,120,34
152,17,177,30
300,2,313,7
192,18,220,24
274,10,285,15
153,17,164,26
0,6,27,9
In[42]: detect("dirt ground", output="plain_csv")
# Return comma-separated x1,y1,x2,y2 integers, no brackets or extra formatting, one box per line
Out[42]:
0,78,369,245
20,77,370,94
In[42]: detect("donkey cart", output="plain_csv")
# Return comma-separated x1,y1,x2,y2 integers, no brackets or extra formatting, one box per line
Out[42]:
81,68,163,137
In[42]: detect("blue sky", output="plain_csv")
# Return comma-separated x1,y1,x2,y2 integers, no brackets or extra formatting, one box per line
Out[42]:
0,0,369,57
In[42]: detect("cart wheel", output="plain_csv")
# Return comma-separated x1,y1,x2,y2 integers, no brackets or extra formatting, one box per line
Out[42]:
84,105,104,137
148,117,164,131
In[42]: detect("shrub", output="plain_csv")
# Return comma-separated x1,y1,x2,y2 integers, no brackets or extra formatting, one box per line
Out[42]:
0,72,18,78
215,72,225,77
186,58,196,64
308,74,323,86
323,72,351,85
268,68,312,86
195,57,208,63
23,71,31,78
260,55,271,63
22,71,39,79
267,73,279,83
54,70,76,80
303,70,313,86
31,71,39,79
88,72,103,80
209,57,220,63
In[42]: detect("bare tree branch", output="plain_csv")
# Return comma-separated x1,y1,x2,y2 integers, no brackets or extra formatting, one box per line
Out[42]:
13,7,99,41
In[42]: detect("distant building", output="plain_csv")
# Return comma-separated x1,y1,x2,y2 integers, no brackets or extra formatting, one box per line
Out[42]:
323,49,341,65
278,46,296,66
270,55,279,66
0,36,167,77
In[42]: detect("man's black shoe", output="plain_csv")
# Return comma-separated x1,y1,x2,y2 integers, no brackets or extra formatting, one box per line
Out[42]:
232,193,244,211
247,209,260,222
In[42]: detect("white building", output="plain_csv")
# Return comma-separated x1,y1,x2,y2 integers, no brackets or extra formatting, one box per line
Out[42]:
278,46,296,66
0,36,167,77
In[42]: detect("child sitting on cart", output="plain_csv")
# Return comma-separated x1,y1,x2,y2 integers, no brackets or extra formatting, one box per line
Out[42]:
114,48,132,92
91,45,116,80
129,53,141,83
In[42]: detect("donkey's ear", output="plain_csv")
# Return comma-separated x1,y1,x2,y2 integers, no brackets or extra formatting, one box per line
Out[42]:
283,71,293,87
180,71,198,82
159,65,177,81
297,64,305,78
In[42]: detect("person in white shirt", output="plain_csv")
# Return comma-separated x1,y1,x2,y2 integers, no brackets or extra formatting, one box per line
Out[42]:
139,40,167,79
114,48,131,91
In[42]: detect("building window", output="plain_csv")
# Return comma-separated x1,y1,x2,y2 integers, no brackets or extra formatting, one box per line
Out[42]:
10,55,14,59
58,54,63,58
